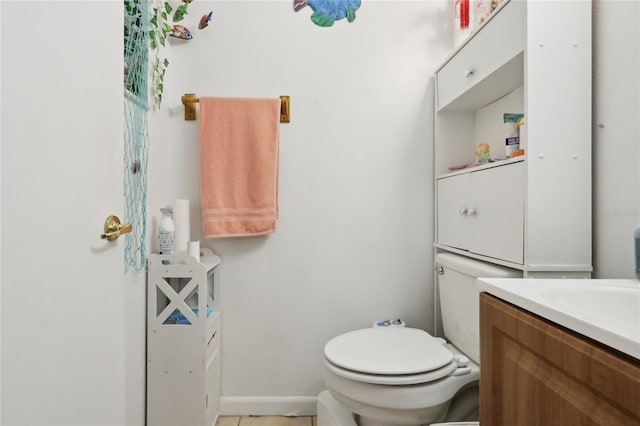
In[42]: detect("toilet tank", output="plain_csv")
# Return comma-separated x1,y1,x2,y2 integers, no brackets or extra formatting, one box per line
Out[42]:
435,253,521,363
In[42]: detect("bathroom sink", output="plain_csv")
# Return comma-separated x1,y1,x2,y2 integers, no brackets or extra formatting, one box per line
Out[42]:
550,282,639,339
476,278,640,360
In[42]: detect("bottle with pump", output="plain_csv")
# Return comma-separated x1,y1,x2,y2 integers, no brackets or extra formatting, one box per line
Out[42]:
158,208,175,255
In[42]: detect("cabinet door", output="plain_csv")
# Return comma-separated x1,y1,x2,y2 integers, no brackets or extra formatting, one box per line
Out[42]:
437,173,471,251
469,163,524,263
436,0,525,110
480,293,640,425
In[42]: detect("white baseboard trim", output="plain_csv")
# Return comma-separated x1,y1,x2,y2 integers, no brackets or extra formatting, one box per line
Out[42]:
220,396,319,416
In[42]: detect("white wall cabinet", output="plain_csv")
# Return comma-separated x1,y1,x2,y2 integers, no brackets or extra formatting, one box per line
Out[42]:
147,250,222,426
438,161,524,264
436,0,524,112
434,0,592,277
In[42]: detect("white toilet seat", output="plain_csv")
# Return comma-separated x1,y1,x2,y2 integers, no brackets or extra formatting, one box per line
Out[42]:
323,328,458,385
322,333,481,426
324,356,458,385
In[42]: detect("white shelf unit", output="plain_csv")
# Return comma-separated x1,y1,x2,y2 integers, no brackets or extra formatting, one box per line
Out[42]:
147,249,222,426
434,0,592,277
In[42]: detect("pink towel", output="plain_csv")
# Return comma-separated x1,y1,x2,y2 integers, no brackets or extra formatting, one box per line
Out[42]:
199,97,280,238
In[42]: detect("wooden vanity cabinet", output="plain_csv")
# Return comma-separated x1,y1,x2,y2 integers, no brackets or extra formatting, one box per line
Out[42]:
479,293,640,425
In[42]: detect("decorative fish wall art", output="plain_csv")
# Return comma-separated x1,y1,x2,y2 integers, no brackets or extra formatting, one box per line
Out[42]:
169,24,193,40
199,11,213,29
166,0,213,41
294,0,362,27
167,0,213,41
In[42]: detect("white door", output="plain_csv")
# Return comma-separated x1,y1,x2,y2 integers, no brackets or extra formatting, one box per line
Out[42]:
2,2,127,425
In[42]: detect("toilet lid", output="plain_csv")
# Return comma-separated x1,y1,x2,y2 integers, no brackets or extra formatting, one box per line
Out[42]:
324,328,454,375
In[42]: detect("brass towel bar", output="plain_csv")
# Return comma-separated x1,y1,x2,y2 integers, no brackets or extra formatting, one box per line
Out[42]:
181,93,290,123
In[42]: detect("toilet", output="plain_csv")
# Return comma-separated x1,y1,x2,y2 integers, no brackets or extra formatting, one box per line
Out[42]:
318,253,520,426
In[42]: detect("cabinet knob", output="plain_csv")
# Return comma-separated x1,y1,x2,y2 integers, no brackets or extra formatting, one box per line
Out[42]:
468,208,476,216
459,208,468,216
464,69,474,78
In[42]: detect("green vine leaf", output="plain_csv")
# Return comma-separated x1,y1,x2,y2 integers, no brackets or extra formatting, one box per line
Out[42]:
147,1,176,108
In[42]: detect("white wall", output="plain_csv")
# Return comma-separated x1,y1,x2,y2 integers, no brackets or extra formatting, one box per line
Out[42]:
1,1,638,424
143,0,640,416
148,0,452,414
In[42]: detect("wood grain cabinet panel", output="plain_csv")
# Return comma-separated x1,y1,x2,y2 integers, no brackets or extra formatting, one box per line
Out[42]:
480,293,640,425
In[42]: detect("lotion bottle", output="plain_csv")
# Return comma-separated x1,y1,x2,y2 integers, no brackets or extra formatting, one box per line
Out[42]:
158,208,175,255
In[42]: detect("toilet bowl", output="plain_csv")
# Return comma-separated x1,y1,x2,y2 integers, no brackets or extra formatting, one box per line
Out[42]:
322,327,479,426
319,253,520,426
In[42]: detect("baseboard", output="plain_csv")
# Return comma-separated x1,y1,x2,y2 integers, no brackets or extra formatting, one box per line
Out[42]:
220,396,318,416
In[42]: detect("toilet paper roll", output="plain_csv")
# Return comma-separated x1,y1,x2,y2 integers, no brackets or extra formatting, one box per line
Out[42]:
187,241,200,262
173,199,190,254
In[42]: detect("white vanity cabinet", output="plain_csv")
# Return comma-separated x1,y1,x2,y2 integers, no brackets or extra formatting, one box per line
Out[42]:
437,161,524,264
434,0,592,276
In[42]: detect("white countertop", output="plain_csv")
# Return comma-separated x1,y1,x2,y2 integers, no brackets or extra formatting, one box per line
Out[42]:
476,278,640,360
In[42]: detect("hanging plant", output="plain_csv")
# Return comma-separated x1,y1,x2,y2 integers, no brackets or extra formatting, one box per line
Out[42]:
124,0,191,107
149,1,173,107
124,0,147,98
149,1,191,107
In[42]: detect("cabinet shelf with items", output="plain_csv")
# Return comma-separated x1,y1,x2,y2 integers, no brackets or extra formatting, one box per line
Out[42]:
436,0,524,113
434,0,592,276
147,248,222,426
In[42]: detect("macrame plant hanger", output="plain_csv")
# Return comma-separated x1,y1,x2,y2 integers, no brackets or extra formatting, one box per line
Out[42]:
123,0,150,272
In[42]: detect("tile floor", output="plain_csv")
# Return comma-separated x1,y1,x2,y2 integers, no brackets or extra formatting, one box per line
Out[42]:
216,416,317,426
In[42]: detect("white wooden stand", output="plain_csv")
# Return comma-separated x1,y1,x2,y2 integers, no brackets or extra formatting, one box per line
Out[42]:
147,248,222,426
433,0,592,336
433,0,592,276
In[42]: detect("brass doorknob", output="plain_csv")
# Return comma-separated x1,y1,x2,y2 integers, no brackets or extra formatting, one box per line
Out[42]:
100,215,133,241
